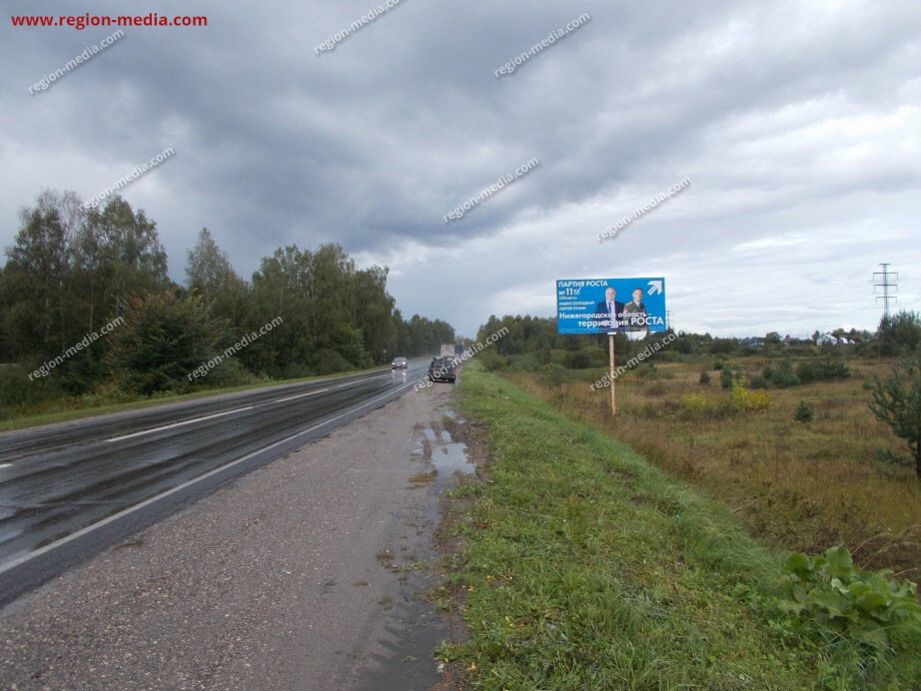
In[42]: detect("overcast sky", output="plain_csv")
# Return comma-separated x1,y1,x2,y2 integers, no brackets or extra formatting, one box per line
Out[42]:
2,0,919,337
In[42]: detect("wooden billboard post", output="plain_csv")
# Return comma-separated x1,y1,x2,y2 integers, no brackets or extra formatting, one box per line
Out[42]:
608,332,616,416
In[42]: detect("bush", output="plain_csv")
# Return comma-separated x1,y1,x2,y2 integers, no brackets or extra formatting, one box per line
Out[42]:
110,291,223,395
794,400,814,423
720,366,734,389
797,358,850,384
680,393,710,418
878,311,921,357
477,350,506,372
311,348,356,375
678,392,734,420
200,356,259,388
768,360,801,388
795,362,821,384
510,352,542,373
868,352,921,478
0,363,65,408
567,350,594,369
819,357,851,380
698,370,710,385
539,362,569,388
636,363,659,379
749,375,769,389
709,338,736,354
730,384,772,412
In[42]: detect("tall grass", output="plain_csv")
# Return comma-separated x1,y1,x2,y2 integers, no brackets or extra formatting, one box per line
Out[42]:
506,358,921,580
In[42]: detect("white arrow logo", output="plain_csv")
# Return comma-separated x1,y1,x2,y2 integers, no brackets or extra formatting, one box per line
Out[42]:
647,280,663,295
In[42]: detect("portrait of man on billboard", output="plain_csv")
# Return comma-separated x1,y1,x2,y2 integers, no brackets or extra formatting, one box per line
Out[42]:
623,287,647,331
594,286,624,333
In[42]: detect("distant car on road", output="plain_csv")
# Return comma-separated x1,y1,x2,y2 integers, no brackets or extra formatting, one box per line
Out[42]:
391,356,408,370
428,357,456,384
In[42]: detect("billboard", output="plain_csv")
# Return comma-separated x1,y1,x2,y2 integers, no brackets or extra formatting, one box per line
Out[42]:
556,277,667,335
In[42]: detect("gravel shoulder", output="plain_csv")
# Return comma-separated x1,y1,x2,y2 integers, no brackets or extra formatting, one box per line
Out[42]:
0,383,459,690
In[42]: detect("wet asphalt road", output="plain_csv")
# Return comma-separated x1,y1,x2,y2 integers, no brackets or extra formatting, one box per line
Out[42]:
0,373,462,690
0,363,428,601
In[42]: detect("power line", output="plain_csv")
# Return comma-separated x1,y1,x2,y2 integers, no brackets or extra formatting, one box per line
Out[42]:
873,263,898,316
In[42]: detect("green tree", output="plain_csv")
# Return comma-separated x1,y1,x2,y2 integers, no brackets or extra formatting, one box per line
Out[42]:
877,311,921,357
868,352,921,478
353,266,396,364
186,228,249,329
1,204,71,359
75,197,171,327
110,290,222,394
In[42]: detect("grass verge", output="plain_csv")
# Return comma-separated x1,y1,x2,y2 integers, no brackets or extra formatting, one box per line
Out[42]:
438,365,921,689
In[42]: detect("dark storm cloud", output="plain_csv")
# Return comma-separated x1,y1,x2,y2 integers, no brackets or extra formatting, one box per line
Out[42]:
2,0,919,335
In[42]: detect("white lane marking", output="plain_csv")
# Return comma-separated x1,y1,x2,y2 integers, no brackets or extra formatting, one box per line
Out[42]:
334,379,365,388
105,406,255,443
0,380,415,576
274,387,330,403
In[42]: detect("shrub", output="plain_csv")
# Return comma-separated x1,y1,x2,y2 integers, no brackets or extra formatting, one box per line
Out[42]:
679,393,711,419
795,358,850,385
749,375,769,389
794,400,814,423
110,291,223,395
730,384,772,412
709,338,735,354
819,357,851,380
636,363,659,379
698,370,710,385
539,362,569,388
678,392,734,420
510,353,541,372
868,352,921,478
0,363,65,408
567,350,594,370
477,350,506,372
795,361,821,384
768,360,800,388
311,348,355,375
720,366,734,389
878,310,921,357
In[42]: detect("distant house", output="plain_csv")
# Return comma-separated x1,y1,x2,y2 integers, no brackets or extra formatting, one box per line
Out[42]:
816,333,852,346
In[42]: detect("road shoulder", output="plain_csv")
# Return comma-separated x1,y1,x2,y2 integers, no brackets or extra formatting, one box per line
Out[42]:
0,382,461,690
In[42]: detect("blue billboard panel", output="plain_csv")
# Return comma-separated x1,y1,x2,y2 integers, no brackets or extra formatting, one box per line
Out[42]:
556,277,667,334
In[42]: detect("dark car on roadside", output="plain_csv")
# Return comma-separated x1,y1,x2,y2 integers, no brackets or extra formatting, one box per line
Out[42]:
428,357,456,383
391,356,408,370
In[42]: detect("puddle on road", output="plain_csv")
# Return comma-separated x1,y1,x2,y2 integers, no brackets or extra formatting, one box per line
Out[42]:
356,409,472,690
412,417,473,487
431,439,472,481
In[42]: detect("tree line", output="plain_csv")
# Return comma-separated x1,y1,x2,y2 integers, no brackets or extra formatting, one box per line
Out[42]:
475,311,921,368
0,190,453,408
